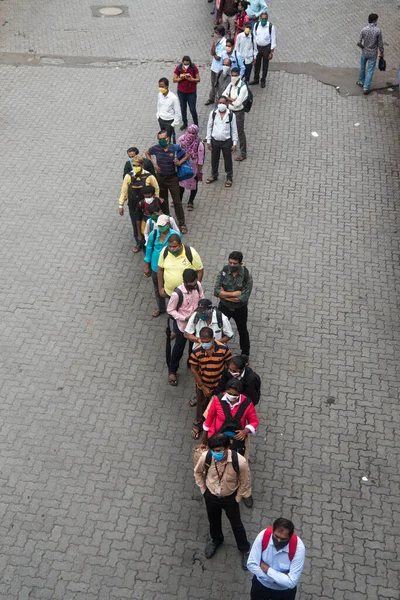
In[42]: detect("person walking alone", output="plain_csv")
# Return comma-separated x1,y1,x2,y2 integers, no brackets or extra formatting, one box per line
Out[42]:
356,13,384,95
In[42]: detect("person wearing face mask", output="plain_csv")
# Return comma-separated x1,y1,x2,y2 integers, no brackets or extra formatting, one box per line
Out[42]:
215,354,261,405
205,24,227,106
156,77,182,142
247,518,306,599
157,233,203,300
236,20,258,82
222,66,249,161
215,58,233,103
202,378,259,507
143,200,178,243
250,11,276,88
123,146,156,179
135,185,168,247
206,96,238,188
118,156,159,253
245,0,268,28
214,251,253,355
173,55,200,131
146,130,189,234
221,38,246,77
194,433,251,569
166,268,205,385
144,215,181,318
184,298,233,350
189,327,232,438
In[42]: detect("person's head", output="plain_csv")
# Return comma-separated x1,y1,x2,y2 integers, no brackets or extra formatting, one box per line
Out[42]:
228,251,243,271
149,200,162,221
208,433,230,460
217,96,228,113
127,146,139,159
186,124,199,137
196,298,213,322
167,233,183,256
156,214,171,232
142,184,155,202
231,66,241,83
244,23,252,35
199,326,214,350
182,268,198,291
228,355,248,378
225,38,234,54
131,155,144,174
260,11,268,25
225,378,243,402
237,0,248,12
215,24,226,38
272,518,295,550
158,77,169,95
368,13,378,24
157,129,170,148
181,55,192,69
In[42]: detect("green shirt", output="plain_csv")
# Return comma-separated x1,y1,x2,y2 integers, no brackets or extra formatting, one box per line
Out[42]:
214,265,253,309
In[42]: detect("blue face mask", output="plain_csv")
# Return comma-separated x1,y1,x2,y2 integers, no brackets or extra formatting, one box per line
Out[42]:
202,342,213,350
211,450,225,461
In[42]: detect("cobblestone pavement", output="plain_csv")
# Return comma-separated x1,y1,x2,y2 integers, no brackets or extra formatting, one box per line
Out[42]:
0,1,399,599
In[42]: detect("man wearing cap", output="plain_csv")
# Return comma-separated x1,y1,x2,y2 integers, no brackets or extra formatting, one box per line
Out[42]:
184,299,234,349
144,216,180,318
118,156,159,253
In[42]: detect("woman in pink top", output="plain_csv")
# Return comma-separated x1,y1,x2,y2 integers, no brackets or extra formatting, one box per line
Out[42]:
234,1,249,43
177,125,205,211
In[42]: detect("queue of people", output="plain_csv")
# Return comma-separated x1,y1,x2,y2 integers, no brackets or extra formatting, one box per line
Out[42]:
116,5,306,597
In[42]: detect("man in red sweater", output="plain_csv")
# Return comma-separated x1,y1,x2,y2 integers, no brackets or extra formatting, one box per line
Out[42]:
202,378,259,507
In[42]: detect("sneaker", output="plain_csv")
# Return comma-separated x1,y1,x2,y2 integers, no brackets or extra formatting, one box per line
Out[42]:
356,81,363,88
241,551,250,571
180,124,187,131
249,80,259,85
260,80,266,88
363,89,371,95
205,539,223,559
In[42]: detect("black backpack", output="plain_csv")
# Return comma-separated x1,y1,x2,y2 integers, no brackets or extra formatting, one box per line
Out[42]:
228,81,253,114
163,244,193,263
217,394,252,454
203,448,239,479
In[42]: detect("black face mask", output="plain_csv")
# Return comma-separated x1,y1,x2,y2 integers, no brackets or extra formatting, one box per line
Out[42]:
273,536,289,550
185,284,198,291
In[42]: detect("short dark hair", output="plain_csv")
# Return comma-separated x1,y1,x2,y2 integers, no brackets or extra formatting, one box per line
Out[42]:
148,200,161,214
199,327,214,339
225,378,243,393
368,13,378,23
127,147,139,154
231,355,248,369
183,268,198,283
168,233,181,245
260,11,268,18
231,66,240,74
229,251,243,263
158,77,169,87
215,24,225,36
218,95,228,102
238,0,249,8
158,129,169,138
208,433,230,449
273,518,295,536
142,185,155,195
226,38,234,46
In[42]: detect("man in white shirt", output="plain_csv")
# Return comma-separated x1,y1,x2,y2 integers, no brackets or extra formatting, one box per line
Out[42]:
205,96,238,188
222,66,249,161
250,11,276,88
247,518,306,599
184,298,234,348
206,25,227,106
236,24,258,82
157,77,182,142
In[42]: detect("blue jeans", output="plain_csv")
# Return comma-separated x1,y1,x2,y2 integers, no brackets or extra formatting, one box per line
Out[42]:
359,55,377,91
177,91,198,127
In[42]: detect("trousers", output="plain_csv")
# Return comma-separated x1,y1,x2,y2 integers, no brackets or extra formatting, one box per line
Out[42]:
358,54,377,91
151,270,166,312
180,180,198,205
251,577,297,600
157,173,185,227
208,70,219,103
211,138,233,180
169,320,193,374
177,91,198,127
254,44,271,82
218,302,250,355
204,489,250,552
158,117,176,143
244,62,253,82
128,201,141,246
233,109,247,158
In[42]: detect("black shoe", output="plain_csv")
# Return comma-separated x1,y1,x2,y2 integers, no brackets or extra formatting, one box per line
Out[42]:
260,80,266,88
241,551,250,570
363,89,371,95
180,124,187,131
205,539,223,559
204,99,214,105
249,80,259,85
243,495,253,508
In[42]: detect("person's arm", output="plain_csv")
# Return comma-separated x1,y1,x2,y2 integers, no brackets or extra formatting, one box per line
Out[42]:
264,541,306,589
143,231,154,276
184,314,200,344
247,531,271,581
269,25,276,56
172,95,183,127
174,148,189,167
357,30,364,48
146,175,160,197
202,397,217,434
118,174,130,215
193,453,207,494
230,112,239,148
187,65,200,83
378,30,384,55
238,53,245,77
145,146,154,161
206,111,214,146
214,370,228,395
243,402,259,434
123,160,131,178
222,82,233,101
197,141,205,167
190,363,212,397
173,66,184,84
166,291,180,319
190,249,204,281
230,83,248,109
236,454,251,501
214,270,224,298
238,270,253,302
157,262,166,296
220,314,234,343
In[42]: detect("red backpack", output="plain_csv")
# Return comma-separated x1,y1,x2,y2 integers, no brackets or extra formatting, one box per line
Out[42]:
262,527,298,561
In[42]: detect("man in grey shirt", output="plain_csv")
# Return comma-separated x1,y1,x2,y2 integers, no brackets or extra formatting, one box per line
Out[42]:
206,97,238,188
357,13,384,95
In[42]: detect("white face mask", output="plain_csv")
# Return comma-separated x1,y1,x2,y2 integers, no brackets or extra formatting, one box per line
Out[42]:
225,393,240,402
182,64,189,70
218,103,227,112
222,65,230,75
144,197,153,204
231,75,240,84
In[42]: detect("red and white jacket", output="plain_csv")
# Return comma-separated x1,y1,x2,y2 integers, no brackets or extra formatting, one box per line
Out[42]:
203,393,259,438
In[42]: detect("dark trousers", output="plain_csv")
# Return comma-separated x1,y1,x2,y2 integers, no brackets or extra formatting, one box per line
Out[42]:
195,385,215,425
204,489,250,552
157,173,185,227
208,70,218,102
251,577,297,600
151,270,166,312
169,321,193,374
254,44,271,82
244,62,253,82
179,179,198,205
177,91,198,127
234,109,247,158
158,117,176,143
128,201,141,246
211,138,233,180
218,302,250,355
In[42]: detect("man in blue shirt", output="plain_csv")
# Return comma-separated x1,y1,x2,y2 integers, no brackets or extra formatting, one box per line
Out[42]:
247,518,306,599
221,39,245,77
246,0,268,27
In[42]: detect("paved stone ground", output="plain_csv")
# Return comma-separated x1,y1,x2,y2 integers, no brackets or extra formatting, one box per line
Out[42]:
0,1,399,599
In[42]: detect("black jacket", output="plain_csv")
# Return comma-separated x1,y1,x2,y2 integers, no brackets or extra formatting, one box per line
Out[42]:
215,366,260,405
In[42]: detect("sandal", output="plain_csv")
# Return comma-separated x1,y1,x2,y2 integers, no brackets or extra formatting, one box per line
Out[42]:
234,156,246,162
180,225,188,234
189,397,197,407
225,180,232,188
206,177,218,184
132,246,142,253
152,309,162,318
191,425,201,439
187,204,194,211
168,374,178,386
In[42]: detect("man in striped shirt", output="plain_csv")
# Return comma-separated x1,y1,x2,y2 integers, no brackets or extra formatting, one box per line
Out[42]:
189,327,232,439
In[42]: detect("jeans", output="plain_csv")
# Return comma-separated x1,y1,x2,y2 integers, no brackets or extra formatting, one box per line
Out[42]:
151,270,166,312
254,44,271,82
204,489,250,552
177,91,198,127
158,117,176,143
234,109,247,158
211,138,233,180
251,577,297,600
358,54,377,91
157,173,185,227
244,62,253,82
169,320,193,374
218,302,250,355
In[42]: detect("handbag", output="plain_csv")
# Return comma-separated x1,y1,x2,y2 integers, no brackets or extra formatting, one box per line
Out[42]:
174,145,194,181
378,56,386,71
